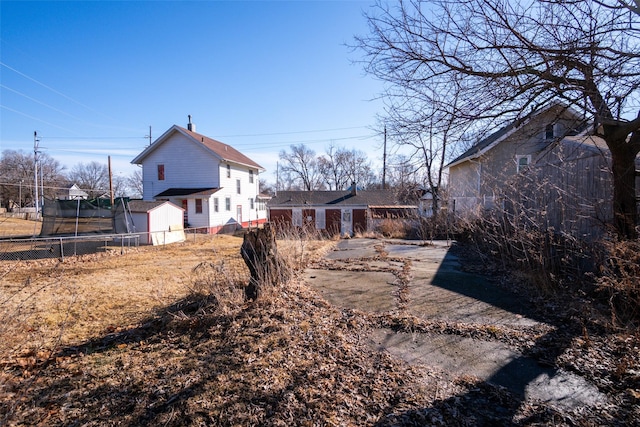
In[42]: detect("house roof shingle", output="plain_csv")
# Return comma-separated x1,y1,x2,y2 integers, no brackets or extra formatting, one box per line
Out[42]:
176,126,264,171
446,102,588,168
127,200,182,213
131,125,264,171
268,190,417,208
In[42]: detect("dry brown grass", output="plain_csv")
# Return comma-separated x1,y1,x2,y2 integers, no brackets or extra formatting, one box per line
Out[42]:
0,217,41,237
1,233,466,426
0,235,249,360
1,231,634,425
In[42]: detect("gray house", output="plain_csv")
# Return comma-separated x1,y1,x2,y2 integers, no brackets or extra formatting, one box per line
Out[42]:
446,103,640,238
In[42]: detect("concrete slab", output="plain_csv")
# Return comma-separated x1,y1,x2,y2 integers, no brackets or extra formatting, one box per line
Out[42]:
303,238,608,411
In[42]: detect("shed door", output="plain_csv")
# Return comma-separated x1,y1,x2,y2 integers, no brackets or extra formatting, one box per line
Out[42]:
341,208,353,236
292,209,303,227
315,209,326,230
326,209,341,235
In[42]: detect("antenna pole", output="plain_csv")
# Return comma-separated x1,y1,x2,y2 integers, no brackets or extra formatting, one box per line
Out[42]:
382,126,387,190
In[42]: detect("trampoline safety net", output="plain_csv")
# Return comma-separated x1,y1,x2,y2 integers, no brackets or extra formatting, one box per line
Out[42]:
40,198,134,236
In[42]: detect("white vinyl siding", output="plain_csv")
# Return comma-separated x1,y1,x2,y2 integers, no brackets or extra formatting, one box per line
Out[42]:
141,133,220,200
138,128,267,228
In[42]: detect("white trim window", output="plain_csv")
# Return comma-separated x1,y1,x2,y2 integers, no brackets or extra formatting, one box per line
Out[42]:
516,155,531,173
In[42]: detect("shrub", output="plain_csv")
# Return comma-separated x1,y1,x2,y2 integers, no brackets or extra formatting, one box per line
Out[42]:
377,219,410,238
596,239,640,328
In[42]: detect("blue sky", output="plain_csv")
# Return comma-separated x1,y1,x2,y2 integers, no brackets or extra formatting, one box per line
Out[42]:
1,0,387,184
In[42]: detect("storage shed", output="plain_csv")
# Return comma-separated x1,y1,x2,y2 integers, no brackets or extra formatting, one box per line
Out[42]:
128,200,185,245
268,188,418,236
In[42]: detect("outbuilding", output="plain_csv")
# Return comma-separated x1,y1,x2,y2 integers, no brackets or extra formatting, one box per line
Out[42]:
127,200,185,245
268,188,418,236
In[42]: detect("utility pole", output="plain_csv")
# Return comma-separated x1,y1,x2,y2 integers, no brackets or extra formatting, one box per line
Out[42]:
34,131,39,218
382,126,387,190
108,156,114,205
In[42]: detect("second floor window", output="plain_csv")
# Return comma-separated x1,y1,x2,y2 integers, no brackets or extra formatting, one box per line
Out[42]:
226,164,231,178
157,164,165,180
249,169,254,183
236,179,241,194
516,155,530,173
545,124,555,140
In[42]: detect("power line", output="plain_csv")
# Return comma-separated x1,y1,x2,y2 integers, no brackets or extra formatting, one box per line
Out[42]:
0,104,77,133
0,84,85,121
233,134,378,149
0,61,115,121
214,125,371,138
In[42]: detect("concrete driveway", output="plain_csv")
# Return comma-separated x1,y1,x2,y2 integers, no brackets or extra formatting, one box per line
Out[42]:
303,238,605,410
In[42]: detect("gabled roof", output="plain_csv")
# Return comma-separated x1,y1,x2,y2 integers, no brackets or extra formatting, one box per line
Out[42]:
446,122,518,168
131,125,265,171
128,200,184,213
268,190,417,208
446,102,586,169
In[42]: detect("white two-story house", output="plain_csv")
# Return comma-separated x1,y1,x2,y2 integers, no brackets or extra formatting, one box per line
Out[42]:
131,119,267,233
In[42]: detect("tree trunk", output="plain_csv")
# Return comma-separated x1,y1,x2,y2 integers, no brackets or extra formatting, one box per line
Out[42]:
240,224,291,301
610,143,638,239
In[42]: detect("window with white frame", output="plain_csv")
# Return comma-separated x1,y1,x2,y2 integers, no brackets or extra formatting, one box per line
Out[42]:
214,197,219,213
249,198,254,210
236,179,241,194
516,155,531,172
225,197,231,211
226,164,231,178
249,169,254,183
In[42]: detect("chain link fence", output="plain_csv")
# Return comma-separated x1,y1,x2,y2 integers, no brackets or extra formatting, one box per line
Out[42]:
0,234,141,261
0,227,235,262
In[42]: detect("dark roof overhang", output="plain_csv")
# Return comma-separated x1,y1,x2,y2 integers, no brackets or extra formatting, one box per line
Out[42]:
154,187,220,198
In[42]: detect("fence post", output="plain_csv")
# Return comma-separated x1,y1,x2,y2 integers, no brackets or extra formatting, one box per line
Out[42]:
59,237,64,261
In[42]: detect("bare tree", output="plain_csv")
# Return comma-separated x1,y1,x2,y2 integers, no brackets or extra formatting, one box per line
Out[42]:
357,0,640,238
125,169,143,198
317,143,376,190
67,161,109,198
0,150,65,210
259,178,275,196
278,144,324,191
